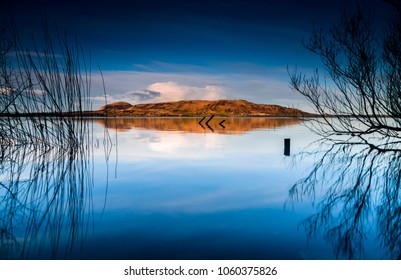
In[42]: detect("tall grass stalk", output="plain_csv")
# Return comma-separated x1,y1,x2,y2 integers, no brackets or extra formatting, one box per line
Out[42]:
0,19,96,259
0,19,91,147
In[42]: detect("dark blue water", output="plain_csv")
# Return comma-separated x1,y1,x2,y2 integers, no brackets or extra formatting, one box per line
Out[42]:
71,118,327,259
1,118,387,259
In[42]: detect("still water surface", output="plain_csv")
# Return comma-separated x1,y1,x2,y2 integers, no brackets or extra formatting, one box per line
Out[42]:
0,117,388,259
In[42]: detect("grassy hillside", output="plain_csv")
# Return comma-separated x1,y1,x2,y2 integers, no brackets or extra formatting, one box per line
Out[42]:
96,99,311,117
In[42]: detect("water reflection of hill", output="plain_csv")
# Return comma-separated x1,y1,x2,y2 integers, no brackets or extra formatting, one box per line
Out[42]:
95,117,301,134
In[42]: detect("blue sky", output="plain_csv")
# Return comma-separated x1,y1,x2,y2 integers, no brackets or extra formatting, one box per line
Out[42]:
2,0,389,111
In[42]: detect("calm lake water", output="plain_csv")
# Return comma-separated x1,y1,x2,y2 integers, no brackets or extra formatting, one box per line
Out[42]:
0,117,392,259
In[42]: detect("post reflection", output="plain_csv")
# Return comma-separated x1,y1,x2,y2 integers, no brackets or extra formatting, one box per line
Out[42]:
288,136,401,259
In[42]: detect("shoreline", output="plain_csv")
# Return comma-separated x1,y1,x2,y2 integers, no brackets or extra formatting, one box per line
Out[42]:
0,112,315,118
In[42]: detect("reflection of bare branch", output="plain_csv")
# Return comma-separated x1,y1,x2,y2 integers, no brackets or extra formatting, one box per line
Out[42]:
0,119,94,259
289,135,401,259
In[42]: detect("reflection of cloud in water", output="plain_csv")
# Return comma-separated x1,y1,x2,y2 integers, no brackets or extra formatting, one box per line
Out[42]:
78,119,323,259
92,124,229,162
92,118,317,163
91,120,316,216
148,133,220,154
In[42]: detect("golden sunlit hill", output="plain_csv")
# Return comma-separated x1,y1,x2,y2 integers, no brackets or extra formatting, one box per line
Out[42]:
95,100,312,117
97,101,133,111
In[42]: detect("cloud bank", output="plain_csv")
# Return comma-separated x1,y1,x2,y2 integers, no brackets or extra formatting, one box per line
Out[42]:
147,81,225,102
90,77,226,106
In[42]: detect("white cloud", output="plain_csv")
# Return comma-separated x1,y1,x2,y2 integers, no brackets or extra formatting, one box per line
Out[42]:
147,81,225,102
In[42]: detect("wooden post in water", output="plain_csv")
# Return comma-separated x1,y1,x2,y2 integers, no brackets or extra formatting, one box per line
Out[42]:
284,138,290,156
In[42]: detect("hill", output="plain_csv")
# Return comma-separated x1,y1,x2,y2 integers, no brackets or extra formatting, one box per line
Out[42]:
95,99,312,117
